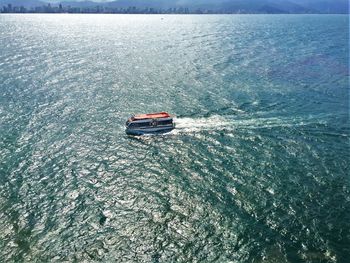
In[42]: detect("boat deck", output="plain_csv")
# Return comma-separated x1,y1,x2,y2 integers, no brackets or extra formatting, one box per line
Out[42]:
132,112,171,120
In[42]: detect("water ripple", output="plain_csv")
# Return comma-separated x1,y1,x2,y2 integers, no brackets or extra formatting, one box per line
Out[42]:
0,14,349,262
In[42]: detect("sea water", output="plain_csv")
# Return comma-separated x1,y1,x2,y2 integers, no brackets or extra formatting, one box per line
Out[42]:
0,14,349,262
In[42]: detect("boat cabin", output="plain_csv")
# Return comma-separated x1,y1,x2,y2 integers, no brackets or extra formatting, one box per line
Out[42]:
126,112,175,135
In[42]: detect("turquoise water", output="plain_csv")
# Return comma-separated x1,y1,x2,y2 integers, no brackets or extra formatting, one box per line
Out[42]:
0,14,349,262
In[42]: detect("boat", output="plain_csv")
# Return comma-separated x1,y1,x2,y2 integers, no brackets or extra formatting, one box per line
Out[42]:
125,112,175,135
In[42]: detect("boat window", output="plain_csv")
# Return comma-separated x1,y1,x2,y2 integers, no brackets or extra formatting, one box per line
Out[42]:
158,120,173,125
128,122,151,128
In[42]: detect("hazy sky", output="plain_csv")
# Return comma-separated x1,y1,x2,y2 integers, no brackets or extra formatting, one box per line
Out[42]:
45,0,113,2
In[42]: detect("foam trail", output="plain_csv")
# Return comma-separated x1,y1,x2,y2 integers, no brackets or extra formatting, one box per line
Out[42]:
173,114,331,134
174,115,233,133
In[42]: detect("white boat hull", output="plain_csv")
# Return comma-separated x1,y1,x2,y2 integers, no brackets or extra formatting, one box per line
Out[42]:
126,125,174,136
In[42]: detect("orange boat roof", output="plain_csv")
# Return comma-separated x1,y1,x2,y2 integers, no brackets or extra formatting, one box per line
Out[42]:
133,112,171,120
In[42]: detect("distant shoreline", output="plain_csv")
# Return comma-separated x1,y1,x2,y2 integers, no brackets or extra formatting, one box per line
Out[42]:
0,12,348,15
1,3,348,15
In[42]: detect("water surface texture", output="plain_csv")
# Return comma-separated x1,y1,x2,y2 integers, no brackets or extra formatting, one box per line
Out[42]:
0,14,349,262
